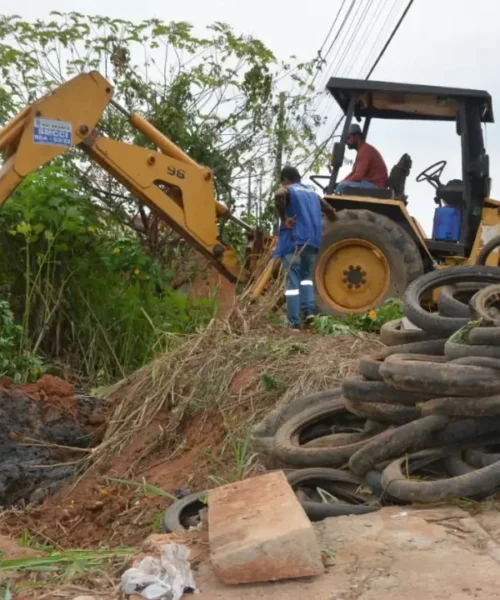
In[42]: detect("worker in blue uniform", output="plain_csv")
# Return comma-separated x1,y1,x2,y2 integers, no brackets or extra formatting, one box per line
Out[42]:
273,166,322,330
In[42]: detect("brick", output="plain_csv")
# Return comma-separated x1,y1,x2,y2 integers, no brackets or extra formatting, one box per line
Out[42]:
208,471,324,584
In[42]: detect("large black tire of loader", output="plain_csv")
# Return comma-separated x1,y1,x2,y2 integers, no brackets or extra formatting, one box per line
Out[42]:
314,210,423,316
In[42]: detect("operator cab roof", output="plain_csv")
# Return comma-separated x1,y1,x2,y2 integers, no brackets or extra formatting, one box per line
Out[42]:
326,77,494,123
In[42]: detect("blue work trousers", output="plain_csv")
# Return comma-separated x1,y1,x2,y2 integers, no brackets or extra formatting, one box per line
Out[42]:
335,180,379,194
282,245,317,327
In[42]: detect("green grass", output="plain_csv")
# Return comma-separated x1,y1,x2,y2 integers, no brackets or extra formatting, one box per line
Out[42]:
0,547,134,592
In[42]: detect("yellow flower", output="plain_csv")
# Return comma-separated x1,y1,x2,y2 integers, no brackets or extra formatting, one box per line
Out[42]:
368,310,377,320
112,247,120,254
134,269,140,275
87,226,95,233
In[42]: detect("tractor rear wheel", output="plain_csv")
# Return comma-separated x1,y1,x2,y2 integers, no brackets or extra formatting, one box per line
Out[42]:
314,210,423,315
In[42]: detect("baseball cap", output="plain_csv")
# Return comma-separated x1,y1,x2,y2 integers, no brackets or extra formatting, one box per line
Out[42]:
347,124,362,136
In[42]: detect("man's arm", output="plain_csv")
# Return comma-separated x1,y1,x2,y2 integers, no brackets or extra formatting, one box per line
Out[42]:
274,185,289,221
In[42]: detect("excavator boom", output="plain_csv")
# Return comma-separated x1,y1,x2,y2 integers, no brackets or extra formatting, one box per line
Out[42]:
0,71,256,283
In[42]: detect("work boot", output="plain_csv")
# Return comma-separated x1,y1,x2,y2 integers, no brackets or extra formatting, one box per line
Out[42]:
303,310,316,326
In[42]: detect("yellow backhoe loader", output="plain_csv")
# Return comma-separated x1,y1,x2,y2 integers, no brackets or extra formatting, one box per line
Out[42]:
0,71,499,315
311,77,500,314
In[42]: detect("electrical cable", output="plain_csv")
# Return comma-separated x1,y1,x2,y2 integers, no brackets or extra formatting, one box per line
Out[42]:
366,0,414,79
301,0,415,173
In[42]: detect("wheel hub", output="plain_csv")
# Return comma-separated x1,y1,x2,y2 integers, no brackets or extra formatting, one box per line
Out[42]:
315,238,390,313
343,265,367,289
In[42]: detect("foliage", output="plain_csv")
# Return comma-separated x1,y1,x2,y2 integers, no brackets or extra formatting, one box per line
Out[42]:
313,299,404,336
0,299,43,383
0,166,215,383
0,547,133,590
0,12,327,251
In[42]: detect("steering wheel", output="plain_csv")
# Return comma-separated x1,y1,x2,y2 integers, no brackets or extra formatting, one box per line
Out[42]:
416,160,447,188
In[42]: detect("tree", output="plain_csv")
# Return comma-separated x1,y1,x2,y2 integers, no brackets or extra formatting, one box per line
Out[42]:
0,13,328,261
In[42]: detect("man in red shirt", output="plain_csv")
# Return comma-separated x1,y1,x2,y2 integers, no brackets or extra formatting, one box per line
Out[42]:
335,124,388,194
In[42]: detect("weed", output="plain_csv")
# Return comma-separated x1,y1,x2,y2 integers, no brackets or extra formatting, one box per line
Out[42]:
261,373,279,391
0,547,133,584
0,166,215,384
0,300,43,383
104,477,177,500
313,299,403,336
204,426,259,484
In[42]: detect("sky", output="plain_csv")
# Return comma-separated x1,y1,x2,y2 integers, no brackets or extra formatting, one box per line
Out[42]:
6,0,500,234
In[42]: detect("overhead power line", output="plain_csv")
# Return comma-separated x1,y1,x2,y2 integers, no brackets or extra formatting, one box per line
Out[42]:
302,0,415,173
366,0,414,78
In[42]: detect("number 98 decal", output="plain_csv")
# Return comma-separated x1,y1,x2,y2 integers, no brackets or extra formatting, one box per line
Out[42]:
168,167,186,179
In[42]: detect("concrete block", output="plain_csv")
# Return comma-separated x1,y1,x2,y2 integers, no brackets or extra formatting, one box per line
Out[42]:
208,471,324,584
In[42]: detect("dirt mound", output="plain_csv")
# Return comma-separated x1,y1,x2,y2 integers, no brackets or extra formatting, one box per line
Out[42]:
0,375,106,506
1,408,225,548
1,328,379,548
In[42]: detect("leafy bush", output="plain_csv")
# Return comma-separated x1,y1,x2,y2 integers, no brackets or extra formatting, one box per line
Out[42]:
0,299,43,383
313,299,404,336
0,166,215,383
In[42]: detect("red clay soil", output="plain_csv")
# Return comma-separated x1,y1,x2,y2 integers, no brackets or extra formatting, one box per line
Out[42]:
1,408,228,549
1,374,77,415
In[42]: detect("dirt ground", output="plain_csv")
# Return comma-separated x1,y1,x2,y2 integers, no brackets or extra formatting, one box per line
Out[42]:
0,407,228,548
192,506,500,599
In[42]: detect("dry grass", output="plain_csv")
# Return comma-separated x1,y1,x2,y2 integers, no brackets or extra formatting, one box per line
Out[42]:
86,308,380,471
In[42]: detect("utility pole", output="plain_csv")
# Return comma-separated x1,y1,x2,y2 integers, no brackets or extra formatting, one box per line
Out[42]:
247,170,252,216
273,92,286,235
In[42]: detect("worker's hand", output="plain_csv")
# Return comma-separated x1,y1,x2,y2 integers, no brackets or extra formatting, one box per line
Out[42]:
284,216,296,229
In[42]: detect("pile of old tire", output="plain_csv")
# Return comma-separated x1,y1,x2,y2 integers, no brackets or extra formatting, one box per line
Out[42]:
249,265,500,520
163,265,500,531
381,263,500,345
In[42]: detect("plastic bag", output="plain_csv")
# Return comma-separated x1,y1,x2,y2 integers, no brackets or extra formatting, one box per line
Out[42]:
121,543,198,600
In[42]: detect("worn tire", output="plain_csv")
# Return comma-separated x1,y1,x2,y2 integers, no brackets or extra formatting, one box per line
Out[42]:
470,284,500,326
469,327,500,346
444,340,500,360
252,388,343,439
437,283,485,318
403,266,500,336
162,492,207,533
421,395,500,418
315,210,423,316
343,396,420,424
382,453,500,502
465,449,500,468
303,432,366,448
348,415,449,476
358,339,447,381
286,467,361,489
302,501,378,520
343,376,431,406
476,234,500,266
444,454,476,477
451,356,500,371
380,353,500,396
380,319,435,346
274,399,388,468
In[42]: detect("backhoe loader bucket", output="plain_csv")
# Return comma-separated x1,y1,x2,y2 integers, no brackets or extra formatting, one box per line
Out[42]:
0,72,113,205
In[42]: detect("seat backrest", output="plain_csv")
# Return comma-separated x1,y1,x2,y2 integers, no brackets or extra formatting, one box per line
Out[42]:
388,153,412,199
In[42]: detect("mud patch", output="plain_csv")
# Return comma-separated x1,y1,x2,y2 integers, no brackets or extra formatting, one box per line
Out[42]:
0,375,106,506
1,409,226,548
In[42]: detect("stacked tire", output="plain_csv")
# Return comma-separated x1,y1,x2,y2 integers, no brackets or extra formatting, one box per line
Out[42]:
251,265,500,518
163,264,500,531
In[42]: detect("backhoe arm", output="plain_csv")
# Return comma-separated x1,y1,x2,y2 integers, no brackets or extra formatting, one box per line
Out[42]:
0,71,249,282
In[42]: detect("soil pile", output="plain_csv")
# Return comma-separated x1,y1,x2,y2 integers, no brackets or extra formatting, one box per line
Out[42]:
0,327,379,548
0,375,106,506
